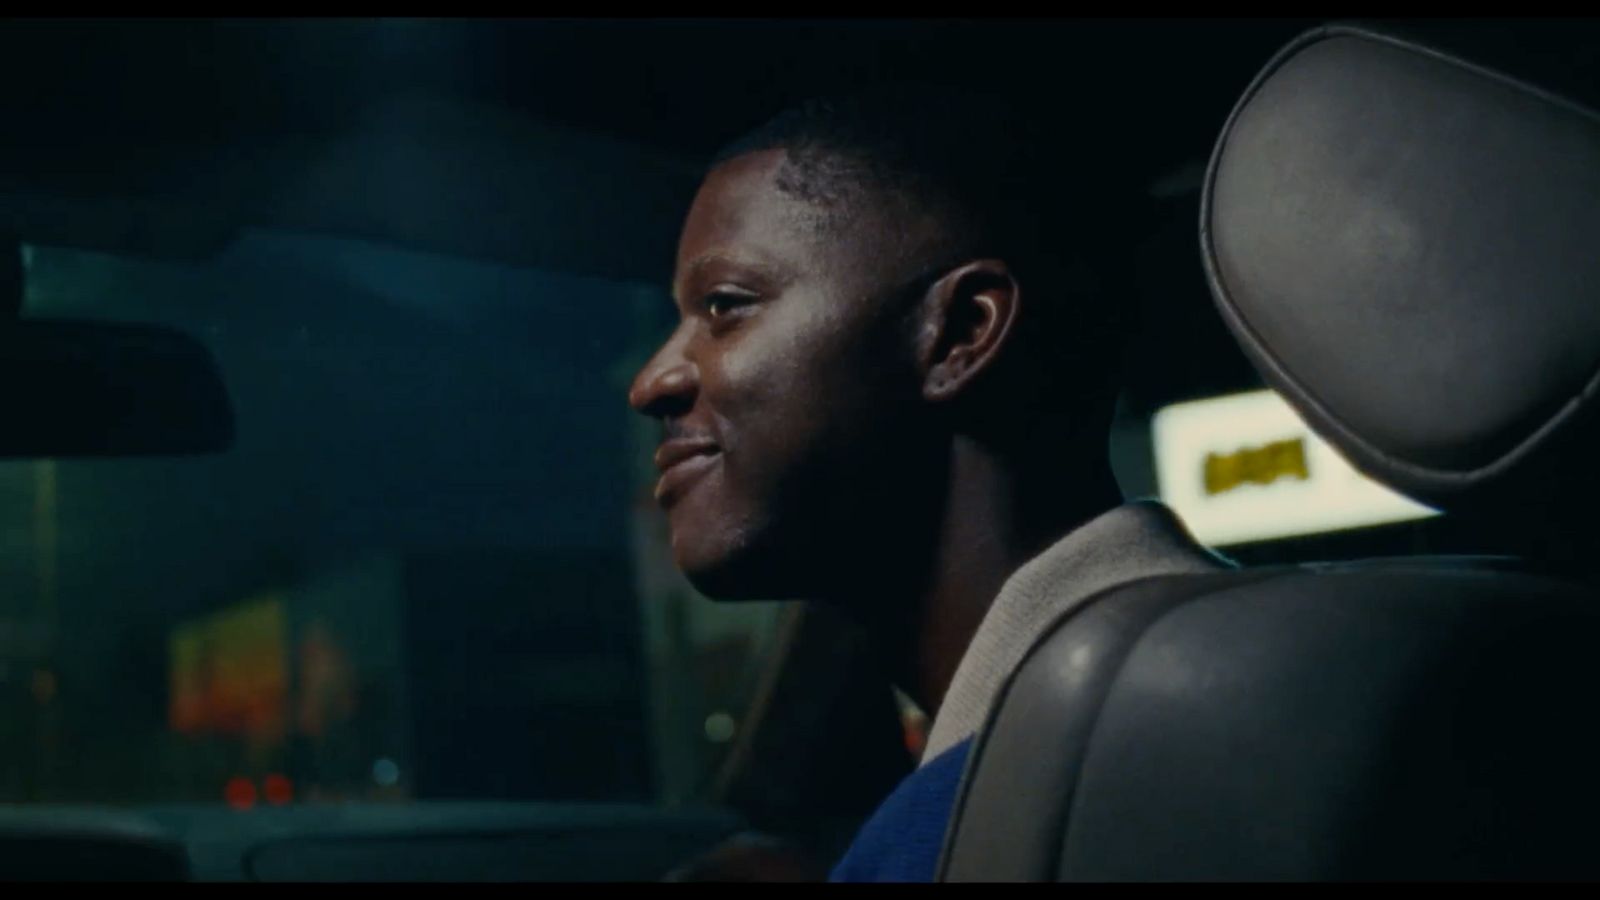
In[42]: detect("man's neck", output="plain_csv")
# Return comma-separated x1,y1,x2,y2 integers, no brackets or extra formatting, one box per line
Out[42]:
856,439,1123,716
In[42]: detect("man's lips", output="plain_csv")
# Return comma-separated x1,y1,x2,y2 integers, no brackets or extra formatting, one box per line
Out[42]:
653,439,721,505
654,438,720,472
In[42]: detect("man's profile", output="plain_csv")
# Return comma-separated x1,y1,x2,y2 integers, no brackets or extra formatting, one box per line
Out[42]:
629,84,1230,882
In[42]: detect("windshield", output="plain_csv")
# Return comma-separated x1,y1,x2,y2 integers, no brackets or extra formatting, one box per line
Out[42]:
1,233,786,808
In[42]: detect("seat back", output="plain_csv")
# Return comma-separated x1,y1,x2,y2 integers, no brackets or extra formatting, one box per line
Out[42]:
940,25,1600,881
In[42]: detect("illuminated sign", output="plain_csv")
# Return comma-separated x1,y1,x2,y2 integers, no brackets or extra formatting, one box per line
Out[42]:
169,594,288,740
1203,438,1309,496
1153,390,1438,546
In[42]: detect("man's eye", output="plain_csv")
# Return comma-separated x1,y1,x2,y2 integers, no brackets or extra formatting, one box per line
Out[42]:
705,291,755,320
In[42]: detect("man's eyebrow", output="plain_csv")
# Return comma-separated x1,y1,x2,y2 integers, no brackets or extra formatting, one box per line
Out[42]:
675,251,794,296
670,254,727,304
683,252,750,278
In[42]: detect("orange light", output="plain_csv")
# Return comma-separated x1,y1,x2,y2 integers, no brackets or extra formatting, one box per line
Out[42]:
263,773,293,806
224,776,257,811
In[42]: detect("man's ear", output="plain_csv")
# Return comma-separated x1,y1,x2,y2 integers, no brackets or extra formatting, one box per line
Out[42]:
913,259,1022,403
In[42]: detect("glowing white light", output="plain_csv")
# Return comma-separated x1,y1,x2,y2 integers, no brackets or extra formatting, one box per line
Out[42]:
1152,389,1438,546
703,712,737,744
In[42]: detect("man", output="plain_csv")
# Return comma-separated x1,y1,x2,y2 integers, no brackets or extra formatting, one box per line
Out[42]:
628,84,1230,882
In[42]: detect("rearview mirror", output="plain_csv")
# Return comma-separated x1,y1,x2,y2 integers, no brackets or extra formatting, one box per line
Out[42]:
0,320,234,458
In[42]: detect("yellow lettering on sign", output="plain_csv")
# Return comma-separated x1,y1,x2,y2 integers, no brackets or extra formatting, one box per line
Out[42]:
1203,438,1310,496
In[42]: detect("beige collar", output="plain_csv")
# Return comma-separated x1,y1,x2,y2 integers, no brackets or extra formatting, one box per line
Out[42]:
920,500,1231,763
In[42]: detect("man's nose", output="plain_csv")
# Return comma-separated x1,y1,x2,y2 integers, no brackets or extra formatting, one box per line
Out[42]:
628,330,698,420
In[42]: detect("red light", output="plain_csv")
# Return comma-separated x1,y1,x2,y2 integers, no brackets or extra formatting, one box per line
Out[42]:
902,710,929,758
224,776,257,811
263,773,293,806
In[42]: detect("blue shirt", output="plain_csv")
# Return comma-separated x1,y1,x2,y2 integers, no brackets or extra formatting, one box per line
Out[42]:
828,736,975,882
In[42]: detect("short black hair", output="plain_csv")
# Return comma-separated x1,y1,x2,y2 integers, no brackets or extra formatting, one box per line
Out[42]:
712,82,1138,446
713,83,1094,257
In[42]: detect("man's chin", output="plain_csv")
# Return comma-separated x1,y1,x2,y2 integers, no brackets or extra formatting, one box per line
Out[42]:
679,557,786,602
674,541,806,603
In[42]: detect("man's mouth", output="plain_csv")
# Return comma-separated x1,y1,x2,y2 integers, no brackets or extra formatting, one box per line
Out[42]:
653,439,722,506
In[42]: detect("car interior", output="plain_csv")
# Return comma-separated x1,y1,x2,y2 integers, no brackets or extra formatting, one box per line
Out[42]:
0,18,1596,882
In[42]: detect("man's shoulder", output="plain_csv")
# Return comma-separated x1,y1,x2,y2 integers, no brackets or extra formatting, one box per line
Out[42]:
828,738,974,883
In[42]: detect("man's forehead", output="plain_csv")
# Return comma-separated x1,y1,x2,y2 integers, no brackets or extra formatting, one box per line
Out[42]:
675,147,946,298
683,151,826,247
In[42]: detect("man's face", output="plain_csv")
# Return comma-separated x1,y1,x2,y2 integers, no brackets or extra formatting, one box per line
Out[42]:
628,149,938,600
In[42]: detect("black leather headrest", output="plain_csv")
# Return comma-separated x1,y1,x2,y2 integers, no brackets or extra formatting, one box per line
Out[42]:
1201,24,1600,512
